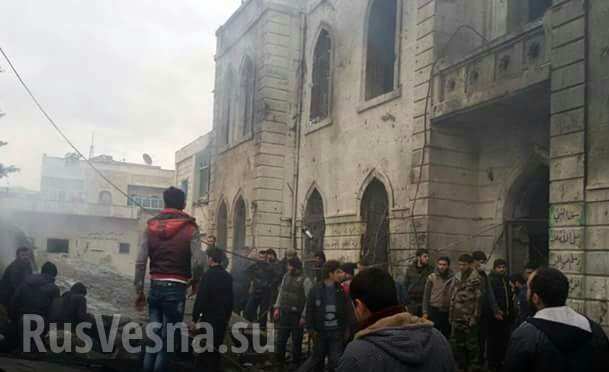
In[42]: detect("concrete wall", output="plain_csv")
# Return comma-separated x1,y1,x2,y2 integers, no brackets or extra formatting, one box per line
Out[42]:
5,210,143,277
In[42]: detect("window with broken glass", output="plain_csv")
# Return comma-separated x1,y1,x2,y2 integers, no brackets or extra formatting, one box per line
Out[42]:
310,29,332,124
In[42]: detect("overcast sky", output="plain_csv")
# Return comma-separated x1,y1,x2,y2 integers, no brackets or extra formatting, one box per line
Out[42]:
0,0,241,190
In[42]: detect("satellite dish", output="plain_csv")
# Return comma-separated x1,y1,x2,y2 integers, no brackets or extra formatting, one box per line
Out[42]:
143,154,153,165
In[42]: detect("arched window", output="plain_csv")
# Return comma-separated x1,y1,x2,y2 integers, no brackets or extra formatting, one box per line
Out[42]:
233,197,246,251
365,0,398,100
217,201,228,249
304,189,325,278
222,68,235,145
239,58,255,136
310,29,332,122
360,178,389,269
99,191,112,205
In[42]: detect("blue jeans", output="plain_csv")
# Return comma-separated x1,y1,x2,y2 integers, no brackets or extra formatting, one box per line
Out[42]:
143,281,187,372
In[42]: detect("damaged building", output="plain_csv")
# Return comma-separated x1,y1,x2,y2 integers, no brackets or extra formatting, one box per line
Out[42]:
182,0,608,331
0,154,175,276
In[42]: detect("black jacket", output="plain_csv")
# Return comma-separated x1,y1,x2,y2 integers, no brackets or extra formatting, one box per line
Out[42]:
10,273,60,321
193,265,233,345
305,282,353,333
0,259,32,307
49,291,91,326
505,316,609,372
488,272,514,320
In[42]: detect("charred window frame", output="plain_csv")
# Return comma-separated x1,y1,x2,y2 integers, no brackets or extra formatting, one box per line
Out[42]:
528,0,552,22
362,0,401,103
504,0,552,34
239,57,256,137
310,28,333,124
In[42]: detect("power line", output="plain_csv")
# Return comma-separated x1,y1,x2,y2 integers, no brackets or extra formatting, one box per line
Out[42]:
0,47,144,209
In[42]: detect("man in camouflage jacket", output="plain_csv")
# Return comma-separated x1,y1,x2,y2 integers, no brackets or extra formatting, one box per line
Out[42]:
449,254,482,372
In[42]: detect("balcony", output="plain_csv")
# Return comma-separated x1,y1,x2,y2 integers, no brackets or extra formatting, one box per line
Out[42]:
430,20,550,121
0,196,141,220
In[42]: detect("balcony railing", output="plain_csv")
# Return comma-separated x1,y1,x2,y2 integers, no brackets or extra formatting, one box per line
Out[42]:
431,20,550,120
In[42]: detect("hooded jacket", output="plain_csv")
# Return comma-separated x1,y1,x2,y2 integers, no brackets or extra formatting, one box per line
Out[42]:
338,310,457,372
9,273,60,321
134,209,202,290
504,306,609,372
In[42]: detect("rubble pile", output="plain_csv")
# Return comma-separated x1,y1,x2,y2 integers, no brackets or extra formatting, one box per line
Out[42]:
43,255,146,322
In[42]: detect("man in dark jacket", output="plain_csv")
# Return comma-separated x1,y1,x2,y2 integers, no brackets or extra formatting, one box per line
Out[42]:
134,187,203,372
472,250,501,365
193,247,233,372
49,282,93,327
273,257,312,367
245,249,275,329
0,247,33,315
266,248,284,306
10,261,60,322
338,267,456,372
10,261,60,352
404,249,434,316
298,260,353,372
509,273,529,327
504,267,609,372
487,259,514,372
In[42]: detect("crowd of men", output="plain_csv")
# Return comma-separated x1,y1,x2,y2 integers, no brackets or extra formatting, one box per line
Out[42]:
1,186,608,372
0,247,95,352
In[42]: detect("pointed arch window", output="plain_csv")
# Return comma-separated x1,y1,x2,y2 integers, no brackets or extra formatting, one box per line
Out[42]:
239,58,255,136
222,68,235,146
365,0,398,101
310,29,332,123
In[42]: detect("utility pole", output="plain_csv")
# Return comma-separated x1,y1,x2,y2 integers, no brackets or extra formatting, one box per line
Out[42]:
89,132,95,159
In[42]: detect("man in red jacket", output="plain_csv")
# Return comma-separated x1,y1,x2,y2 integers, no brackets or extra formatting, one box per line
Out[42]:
134,187,203,372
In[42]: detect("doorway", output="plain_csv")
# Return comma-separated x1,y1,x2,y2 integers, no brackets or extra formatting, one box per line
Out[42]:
504,164,550,273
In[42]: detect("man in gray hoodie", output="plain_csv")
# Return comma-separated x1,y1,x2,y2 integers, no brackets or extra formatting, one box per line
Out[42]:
338,268,456,372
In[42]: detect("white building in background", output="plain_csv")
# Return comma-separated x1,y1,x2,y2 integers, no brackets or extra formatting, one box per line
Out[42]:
174,133,212,229
0,154,175,277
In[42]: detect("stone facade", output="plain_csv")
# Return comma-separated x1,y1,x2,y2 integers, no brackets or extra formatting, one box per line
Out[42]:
202,0,608,329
